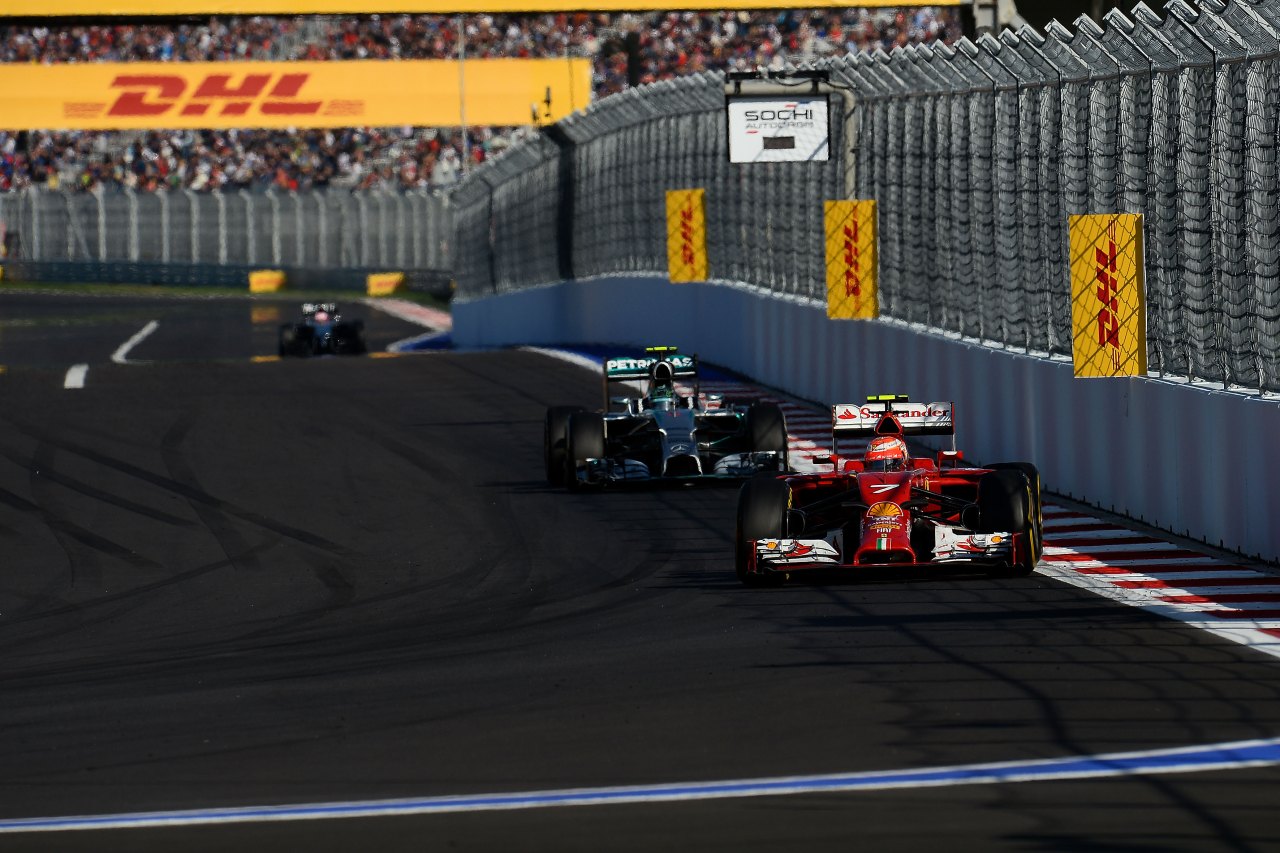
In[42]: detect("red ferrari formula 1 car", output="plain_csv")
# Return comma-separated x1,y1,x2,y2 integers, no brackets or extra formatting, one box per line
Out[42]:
734,395,1042,585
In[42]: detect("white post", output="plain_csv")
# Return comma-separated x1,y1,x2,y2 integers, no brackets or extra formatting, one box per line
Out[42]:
458,15,469,176
294,192,304,266
185,189,200,263
244,191,256,264
96,189,107,261
216,192,228,265
316,192,327,266
268,190,282,265
159,190,170,263
127,189,139,262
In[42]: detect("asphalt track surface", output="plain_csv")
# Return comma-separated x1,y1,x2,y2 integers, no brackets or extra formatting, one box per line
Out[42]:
1,292,1278,852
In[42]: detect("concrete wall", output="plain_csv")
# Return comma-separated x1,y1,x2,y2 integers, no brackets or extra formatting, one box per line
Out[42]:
455,275,1280,563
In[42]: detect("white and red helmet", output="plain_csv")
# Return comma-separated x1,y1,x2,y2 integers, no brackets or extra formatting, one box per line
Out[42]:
864,436,909,473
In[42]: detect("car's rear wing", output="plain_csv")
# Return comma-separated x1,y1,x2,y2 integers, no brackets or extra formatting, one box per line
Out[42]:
831,400,955,437
603,353,698,381
601,349,699,410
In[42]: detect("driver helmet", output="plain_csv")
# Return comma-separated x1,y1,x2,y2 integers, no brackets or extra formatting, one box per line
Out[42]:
648,360,676,410
313,309,331,323
863,436,909,473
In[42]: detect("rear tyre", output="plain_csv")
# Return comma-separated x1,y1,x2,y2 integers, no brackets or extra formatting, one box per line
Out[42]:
977,469,1037,577
278,324,296,357
735,475,791,586
544,405,584,486
747,403,789,471
564,412,605,492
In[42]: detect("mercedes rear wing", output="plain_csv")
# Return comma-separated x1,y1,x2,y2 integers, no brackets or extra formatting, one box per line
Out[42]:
603,354,698,381
601,348,699,409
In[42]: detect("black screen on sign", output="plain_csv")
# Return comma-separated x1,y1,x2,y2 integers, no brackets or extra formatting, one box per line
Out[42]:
763,136,796,150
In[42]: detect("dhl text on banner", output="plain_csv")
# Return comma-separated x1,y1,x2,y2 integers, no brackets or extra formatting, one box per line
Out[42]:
824,200,878,320
3,0,961,16
0,59,591,130
1068,214,1148,378
666,189,708,284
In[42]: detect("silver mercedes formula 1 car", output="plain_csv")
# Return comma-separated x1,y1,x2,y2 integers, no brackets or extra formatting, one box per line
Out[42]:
544,346,789,489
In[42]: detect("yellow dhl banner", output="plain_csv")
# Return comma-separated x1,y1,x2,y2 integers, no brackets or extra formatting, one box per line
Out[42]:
1068,213,1148,378
824,199,878,320
665,189,708,284
2,0,960,15
0,59,591,130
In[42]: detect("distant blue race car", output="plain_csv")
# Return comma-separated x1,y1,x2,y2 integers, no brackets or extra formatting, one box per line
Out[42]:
278,303,366,357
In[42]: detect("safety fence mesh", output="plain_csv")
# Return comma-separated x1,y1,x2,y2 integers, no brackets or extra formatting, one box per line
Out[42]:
453,0,1280,394
0,187,452,293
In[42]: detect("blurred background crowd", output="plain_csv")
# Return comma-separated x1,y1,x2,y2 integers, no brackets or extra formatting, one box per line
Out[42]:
0,8,960,193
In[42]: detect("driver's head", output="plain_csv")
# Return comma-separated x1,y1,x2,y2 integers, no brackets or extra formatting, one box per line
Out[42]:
864,436,909,473
313,310,330,323
648,360,675,409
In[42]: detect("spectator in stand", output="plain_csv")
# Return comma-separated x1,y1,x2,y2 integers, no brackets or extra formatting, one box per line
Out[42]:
0,9,960,192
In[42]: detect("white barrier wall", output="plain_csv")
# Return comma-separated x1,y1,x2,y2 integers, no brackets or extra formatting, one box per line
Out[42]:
455,276,1280,564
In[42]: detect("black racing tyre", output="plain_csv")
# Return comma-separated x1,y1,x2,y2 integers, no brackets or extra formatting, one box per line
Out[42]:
564,412,605,492
544,405,584,486
735,475,791,586
987,462,1043,550
332,323,367,355
977,469,1037,577
747,403,789,470
278,323,299,357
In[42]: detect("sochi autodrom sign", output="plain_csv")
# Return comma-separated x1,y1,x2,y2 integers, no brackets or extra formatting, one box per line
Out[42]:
1068,214,1148,378
726,96,830,163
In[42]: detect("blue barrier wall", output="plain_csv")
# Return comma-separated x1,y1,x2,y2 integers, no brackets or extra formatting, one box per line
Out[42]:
455,275,1280,564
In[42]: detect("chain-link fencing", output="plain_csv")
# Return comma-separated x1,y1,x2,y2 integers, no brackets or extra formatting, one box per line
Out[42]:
453,0,1280,394
0,187,453,294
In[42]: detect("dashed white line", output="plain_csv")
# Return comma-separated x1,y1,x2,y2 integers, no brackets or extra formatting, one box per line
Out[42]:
63,364,88,389
111,320,159,365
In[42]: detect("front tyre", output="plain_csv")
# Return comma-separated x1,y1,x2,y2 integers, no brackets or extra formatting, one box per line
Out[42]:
735,475,791,586
977,469,1038,577
564,412,605,492
987,462,1043,552
544,405,584,486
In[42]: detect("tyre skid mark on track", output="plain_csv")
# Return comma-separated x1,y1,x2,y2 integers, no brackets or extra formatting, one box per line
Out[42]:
531,347,1280,661
9,420,364,563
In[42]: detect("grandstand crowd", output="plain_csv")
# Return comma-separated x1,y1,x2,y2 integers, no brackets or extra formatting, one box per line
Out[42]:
0,8,960,193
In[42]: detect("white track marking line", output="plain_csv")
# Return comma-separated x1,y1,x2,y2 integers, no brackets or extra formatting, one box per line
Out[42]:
1039,564,1280,659
1,737,1277,834
1043,529,1154,541
63,364,88,389
1043,542,1190,556
111,320,159,365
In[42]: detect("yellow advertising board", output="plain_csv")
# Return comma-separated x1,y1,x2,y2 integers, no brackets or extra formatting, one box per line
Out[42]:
3,0,960,15
1068,213,1148,378
824,199,878,319
367,272,406,296
0,59,591,131
666,189,708,284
